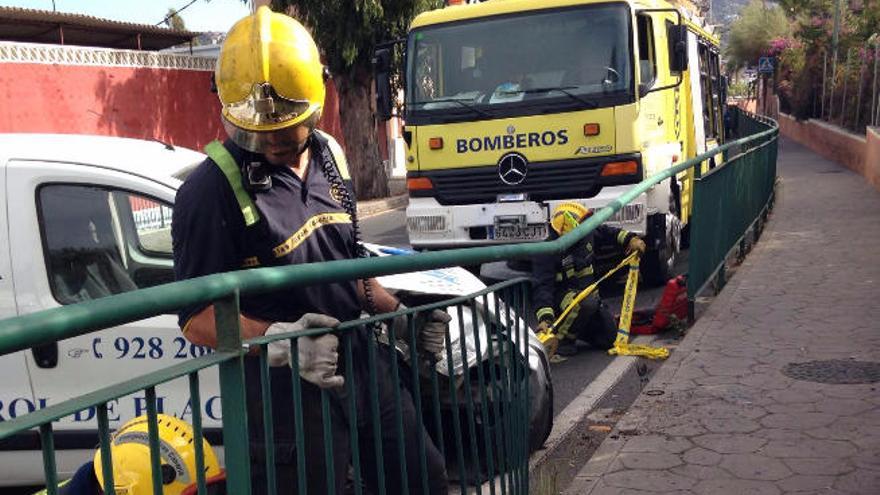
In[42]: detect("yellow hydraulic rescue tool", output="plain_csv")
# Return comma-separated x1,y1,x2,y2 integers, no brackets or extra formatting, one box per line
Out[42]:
536,252,670,360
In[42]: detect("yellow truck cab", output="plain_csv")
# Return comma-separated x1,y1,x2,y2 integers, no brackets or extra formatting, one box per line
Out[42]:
375,0,724,284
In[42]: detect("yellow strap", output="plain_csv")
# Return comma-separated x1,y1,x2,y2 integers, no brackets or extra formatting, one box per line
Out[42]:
552,251,638,329
608,255,669,360
551,252,669,360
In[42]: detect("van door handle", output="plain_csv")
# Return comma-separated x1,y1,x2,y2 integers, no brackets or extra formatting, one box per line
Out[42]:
32,342,58,368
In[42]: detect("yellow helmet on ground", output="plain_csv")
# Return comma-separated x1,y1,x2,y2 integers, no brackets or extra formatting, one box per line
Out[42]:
550,202,591,235
216,6,325,152
93,414,222,495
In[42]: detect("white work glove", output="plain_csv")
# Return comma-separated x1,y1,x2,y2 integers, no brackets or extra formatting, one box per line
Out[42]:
265,313,344,389
391,304,451,357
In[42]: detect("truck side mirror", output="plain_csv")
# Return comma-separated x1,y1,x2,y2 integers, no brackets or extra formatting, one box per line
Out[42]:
668,24,689,73
373,48,393,121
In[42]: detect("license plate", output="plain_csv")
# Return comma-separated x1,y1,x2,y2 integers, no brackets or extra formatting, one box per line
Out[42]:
492,223,548,241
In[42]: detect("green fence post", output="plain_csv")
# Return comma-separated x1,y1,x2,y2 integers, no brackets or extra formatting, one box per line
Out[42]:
407,316,431,495
457,304,482,485
443,310,468,493
258,346,277,495
188,372,208,495
366,328,388,494
96,403,115,494
469,298,497,495
215,291,251,495
482,293,508,495
387,315,410,495
39,423,57,495
145,387,164,495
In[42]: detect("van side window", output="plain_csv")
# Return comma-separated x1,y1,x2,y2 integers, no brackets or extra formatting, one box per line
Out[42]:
637,15,656,86
38,185,174,305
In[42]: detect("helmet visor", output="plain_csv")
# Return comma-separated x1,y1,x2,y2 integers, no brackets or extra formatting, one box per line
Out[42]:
224,82,313,130
222,114,315,155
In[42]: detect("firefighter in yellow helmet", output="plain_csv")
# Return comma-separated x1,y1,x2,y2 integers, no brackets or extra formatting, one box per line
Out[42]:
33,414,224,495
172,7,448,495
533,202,646,356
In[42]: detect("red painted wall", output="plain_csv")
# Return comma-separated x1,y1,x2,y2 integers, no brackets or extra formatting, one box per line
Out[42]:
0,62,345,153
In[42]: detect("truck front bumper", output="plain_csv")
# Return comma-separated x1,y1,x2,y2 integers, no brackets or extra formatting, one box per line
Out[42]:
406,186,648,250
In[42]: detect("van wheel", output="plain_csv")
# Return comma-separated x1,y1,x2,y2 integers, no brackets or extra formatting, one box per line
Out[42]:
642,212,681,286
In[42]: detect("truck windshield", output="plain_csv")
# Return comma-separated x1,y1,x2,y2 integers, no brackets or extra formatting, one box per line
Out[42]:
406,3,632,120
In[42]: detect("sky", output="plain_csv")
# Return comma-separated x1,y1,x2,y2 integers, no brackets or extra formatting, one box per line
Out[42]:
0,0,252,33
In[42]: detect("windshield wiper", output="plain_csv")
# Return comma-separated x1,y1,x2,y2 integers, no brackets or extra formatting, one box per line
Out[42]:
517,86,600,108
411,98,492,118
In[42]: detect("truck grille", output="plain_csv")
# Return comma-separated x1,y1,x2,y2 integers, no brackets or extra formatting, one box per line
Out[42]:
414,154,640,206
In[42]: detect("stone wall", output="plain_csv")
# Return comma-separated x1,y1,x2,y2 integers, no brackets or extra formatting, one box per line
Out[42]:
866,127,880,191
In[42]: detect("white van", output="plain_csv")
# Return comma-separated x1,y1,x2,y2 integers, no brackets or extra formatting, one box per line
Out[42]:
0,134,216,486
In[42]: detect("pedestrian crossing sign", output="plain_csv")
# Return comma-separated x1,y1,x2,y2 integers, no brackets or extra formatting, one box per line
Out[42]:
758,57,774,74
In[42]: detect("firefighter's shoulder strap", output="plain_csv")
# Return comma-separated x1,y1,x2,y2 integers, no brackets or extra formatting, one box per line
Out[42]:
203,140,261,226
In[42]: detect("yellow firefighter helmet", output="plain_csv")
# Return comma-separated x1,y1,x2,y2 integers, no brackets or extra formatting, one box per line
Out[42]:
550,202,592,235
216,6,325,151
93,414,222,495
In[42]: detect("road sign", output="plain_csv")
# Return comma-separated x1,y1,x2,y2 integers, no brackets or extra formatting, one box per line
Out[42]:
758,57,775,74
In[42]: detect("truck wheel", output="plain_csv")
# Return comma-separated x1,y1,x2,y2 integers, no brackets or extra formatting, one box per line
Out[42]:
642,212,681,286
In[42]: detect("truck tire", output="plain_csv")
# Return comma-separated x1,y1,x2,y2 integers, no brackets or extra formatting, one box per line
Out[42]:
642,212,681,287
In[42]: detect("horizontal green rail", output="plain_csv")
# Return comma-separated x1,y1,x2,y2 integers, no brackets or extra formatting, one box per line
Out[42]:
0,123,779,356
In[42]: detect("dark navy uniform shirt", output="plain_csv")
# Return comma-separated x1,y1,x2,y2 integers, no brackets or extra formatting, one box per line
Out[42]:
532,225,635,321
172,135,361,328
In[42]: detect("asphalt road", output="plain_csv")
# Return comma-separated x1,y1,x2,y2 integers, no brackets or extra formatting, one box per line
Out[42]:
360,207,687,416
360,208,410,248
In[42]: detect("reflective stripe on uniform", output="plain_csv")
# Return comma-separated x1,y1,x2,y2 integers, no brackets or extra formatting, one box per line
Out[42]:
536,306,555,322
617,229,629,245
557,266,593,281
575,266,594,278
272,212,351,258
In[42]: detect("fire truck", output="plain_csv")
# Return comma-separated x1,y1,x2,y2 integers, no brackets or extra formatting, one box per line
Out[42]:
375,0,724,284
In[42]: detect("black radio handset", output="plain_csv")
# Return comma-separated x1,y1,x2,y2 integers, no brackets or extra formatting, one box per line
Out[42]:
245,161,272,191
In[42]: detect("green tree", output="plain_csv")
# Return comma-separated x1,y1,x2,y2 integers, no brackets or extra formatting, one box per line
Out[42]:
726,0,793,69
269,0,444,199
164,7,187,31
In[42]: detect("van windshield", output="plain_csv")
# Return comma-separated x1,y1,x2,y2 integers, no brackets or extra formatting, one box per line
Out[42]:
406,3,633,121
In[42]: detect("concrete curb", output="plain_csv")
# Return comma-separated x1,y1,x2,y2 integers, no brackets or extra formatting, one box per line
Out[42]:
530,353,641,471
356,194,408,218
526,334,662,493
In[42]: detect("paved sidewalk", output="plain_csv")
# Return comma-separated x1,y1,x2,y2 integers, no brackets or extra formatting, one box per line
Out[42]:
566,137,880,494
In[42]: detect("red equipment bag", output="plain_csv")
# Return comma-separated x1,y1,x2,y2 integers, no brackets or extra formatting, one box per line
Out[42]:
630,309,656,335
652,275,688,330
625,275,688,335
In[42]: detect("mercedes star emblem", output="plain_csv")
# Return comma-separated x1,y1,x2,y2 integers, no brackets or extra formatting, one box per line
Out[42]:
498,152,528,185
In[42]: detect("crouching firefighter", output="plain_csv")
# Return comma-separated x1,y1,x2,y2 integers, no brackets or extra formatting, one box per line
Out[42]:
532,202,646,357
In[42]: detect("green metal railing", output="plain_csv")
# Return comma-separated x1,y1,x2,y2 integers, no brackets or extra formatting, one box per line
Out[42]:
688,107,779,300
0,110,777,495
